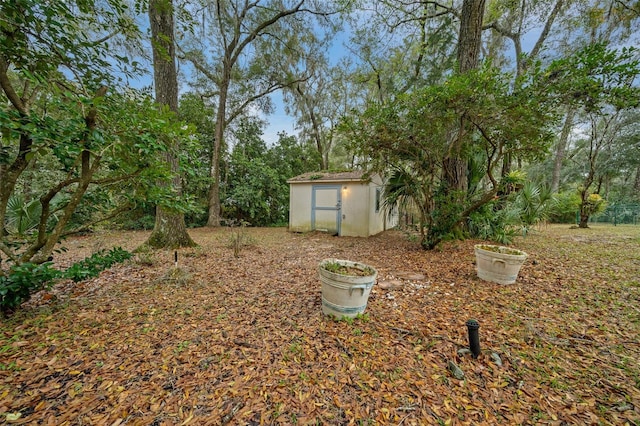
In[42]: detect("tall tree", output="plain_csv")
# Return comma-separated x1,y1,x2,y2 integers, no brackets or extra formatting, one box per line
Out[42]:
440,0,486,205
284,57,357,170
345,64,556,248
550,107,576,193
483,0,569,176
145,0,195,247
180,0,340,226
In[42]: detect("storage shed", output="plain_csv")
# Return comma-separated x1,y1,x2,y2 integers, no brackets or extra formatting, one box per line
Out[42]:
287,171,397,237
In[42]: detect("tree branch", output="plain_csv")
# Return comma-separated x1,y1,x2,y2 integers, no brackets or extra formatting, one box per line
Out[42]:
224,78,306,126
0,241,20,264
230,0,305,66
90,29,121,46
61,202,134,237
179,49,222,85
613,0,640,16
528,0,564,66
0,57,27,114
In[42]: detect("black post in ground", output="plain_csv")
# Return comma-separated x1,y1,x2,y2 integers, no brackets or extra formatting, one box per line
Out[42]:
466,319,481,358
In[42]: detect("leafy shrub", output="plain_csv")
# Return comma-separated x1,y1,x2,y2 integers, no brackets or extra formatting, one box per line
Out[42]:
467,201,521,245
1,263,60,316
5,194,43,236
0,247,133,316
467,183,553,243
64,247,132,282
582,193,607,216
548,192,581,223
514,182,553,228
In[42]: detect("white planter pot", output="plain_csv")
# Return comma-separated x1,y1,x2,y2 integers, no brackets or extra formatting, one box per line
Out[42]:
318,259,377,318
474,244,527,285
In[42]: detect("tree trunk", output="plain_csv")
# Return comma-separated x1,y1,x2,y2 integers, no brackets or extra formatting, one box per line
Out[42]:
457,0,486,75
442,153,469,193
426,0,485,249
147,202,197,248
578,197,590,228
206,75,229,227
146,0,195,248
578,168,596,229
442,0,485,194
551,107,575,193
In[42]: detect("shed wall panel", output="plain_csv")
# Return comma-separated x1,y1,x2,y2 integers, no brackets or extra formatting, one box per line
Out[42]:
289,184,313,232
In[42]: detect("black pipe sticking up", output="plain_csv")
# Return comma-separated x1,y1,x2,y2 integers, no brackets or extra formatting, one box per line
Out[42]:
466,319,481,358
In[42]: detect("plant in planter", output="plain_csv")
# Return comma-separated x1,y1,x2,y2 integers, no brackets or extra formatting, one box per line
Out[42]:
318,258,377,318
474,244,528,285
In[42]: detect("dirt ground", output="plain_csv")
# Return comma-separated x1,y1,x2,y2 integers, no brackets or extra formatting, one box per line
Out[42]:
1,224,639,425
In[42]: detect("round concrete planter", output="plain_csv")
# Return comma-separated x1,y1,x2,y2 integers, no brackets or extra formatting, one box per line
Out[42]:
318,259,377,318
474,244,528,285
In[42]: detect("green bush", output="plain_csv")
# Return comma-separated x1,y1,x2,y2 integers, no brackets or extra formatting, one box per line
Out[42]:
64,247,132,282
582,193,607,217
548,192,581,223
467,183,553,243
0,247,133,316
0,262,60,316
467,201,521,245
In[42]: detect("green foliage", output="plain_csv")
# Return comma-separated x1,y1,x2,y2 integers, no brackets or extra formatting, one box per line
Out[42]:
467,202,522,245
597,203,640,225
467,182,554,243
0,0,143,88
347,44,639,248
346,63,557,249
223,121,318,226
332,312,370,324
581,193,607,217
0,262,60,316
1,86,199,261
5,194,44,236
549,192,582,223
321,261,375,276
0,0,201,262
64,247,132,283
383,165,430,224
116,206,156,231
178,93,217,222
514,182,554,229
544,43,640,113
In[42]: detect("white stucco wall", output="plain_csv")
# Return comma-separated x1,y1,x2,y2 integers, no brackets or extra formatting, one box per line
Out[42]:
340,182,370,237
289,183,313,232
367,185,385,236
288,173,395,237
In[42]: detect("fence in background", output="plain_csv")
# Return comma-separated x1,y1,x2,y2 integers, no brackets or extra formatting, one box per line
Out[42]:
590,203,640,225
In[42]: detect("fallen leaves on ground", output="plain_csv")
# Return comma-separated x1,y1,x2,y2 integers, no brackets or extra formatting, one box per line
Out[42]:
1,225,639,425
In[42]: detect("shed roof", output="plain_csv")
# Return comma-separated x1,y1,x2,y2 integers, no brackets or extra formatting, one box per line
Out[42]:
287,171,370,184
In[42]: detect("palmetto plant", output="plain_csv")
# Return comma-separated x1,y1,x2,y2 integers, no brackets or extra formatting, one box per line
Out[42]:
5,195,42,237
383,165,433,247
515,182,554,230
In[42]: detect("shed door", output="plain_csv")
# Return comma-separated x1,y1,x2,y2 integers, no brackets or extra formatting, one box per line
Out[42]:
312,185,342,235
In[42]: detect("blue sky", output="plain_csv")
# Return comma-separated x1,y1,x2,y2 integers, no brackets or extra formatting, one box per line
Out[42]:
261,91,298,144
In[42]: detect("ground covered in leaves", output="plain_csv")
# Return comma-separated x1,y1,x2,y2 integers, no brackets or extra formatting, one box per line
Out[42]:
1,225,639,425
